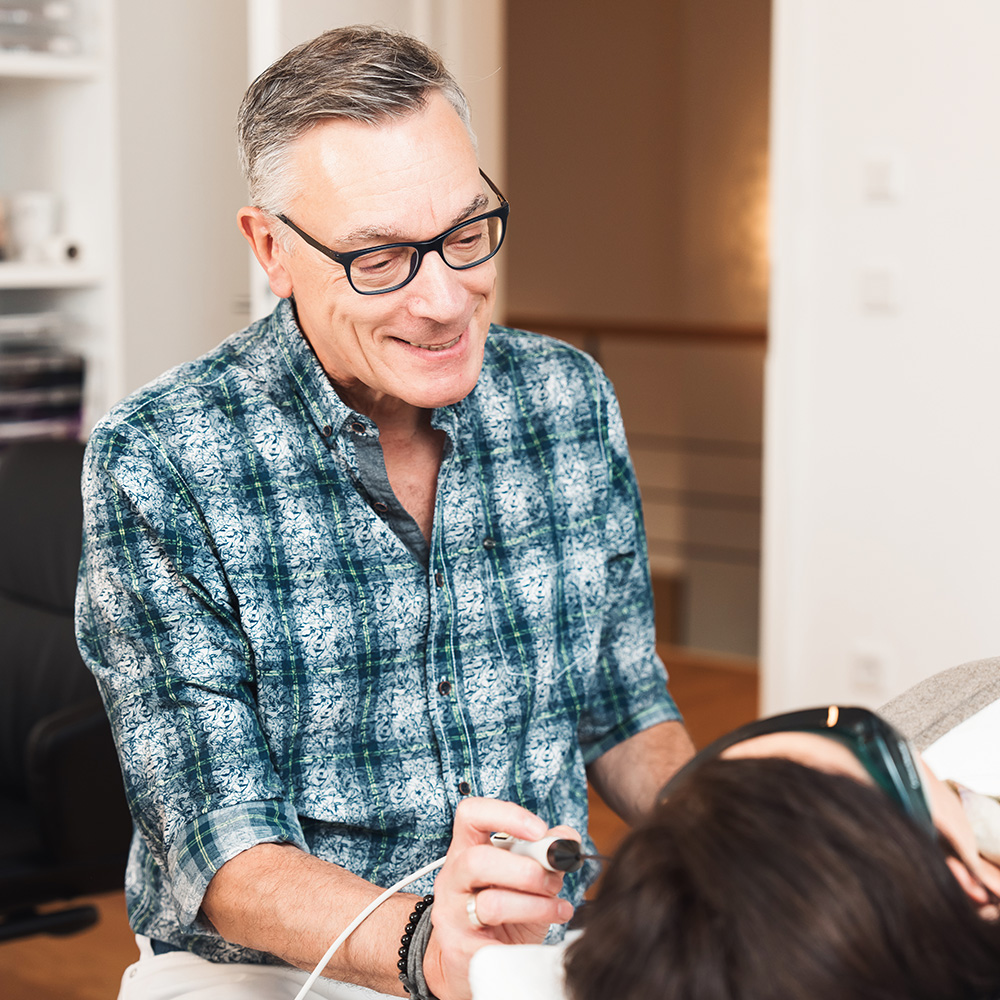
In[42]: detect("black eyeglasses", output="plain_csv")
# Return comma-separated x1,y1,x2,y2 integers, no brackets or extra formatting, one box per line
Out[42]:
660,705,935,834
277,168,509,295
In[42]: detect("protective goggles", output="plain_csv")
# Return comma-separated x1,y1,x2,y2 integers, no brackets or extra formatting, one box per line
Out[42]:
660,705,935,834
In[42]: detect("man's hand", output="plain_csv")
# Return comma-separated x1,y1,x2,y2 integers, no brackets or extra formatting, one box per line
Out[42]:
423,798,577,1000
200,799,577,1000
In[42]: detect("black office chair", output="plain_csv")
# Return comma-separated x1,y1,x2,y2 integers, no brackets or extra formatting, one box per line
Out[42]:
0,439,132,942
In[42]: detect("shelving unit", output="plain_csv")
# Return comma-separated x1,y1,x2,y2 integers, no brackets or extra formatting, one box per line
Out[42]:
0,261,101,287
0,51,99,80
0,0,122,440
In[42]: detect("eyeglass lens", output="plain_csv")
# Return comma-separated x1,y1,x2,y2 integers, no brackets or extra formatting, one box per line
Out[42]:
349,215,504,292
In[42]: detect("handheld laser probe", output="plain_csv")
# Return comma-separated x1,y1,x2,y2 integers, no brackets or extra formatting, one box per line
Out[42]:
489,832,605,873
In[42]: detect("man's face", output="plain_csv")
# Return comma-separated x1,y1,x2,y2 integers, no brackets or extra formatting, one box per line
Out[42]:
270,92,497,415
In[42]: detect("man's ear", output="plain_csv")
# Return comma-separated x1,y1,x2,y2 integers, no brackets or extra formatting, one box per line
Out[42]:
237,206,294,299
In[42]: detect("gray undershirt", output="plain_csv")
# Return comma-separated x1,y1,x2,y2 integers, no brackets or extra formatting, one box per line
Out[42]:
342,415,430,567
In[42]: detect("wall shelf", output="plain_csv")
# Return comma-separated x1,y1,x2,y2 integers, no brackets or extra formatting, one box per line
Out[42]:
0,262,102,289
0,51,99,80
0,0,121,438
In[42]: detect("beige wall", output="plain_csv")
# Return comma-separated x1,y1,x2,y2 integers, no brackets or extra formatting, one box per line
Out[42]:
505,0,770,326
678,1,770,324
505,1,685,322
602,336,765,656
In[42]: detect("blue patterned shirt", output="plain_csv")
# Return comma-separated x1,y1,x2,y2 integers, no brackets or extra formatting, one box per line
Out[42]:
76,298,679,962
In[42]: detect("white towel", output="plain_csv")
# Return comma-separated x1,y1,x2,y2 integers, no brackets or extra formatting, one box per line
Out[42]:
468,935,577,1000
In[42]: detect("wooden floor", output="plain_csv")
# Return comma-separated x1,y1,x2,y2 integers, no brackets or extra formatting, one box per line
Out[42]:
0,648,757,999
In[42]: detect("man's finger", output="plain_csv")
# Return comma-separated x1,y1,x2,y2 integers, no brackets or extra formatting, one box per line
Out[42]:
449,797,549,851
436,842,565,900
547,824,582,843
463,886,574,930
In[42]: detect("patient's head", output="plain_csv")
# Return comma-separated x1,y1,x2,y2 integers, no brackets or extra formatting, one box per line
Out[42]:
565,755,1000,1000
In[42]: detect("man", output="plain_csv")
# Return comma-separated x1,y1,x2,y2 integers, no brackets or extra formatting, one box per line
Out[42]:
76,24,693,1000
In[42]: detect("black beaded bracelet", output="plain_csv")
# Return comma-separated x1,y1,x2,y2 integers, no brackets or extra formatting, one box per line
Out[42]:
397,893,434,996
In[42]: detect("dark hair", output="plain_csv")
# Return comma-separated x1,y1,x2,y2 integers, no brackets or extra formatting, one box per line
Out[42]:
565,756,1000,1000
236,24,472,213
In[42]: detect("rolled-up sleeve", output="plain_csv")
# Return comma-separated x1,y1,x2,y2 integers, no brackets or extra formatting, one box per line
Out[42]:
76,421,304,925
168,800,306,927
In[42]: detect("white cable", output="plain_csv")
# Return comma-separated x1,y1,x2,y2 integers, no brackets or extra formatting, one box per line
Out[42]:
291,855,447,1000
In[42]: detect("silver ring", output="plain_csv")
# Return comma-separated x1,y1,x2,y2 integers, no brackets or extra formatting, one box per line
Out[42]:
466,892,484,929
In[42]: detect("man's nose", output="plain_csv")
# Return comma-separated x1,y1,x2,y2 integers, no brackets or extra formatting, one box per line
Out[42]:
405,248,469,321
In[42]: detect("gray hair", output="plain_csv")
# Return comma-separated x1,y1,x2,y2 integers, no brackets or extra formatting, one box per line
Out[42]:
236,24,474,215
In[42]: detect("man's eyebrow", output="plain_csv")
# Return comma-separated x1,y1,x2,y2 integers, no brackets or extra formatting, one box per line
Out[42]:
335,224,404,249
336,192,491,250
459,192,490,221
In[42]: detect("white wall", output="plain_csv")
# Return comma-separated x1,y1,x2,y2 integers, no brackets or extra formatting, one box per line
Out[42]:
114,0,250,396
763,0,1000,711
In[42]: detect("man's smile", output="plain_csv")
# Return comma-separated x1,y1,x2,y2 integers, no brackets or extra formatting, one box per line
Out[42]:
399,334,463,352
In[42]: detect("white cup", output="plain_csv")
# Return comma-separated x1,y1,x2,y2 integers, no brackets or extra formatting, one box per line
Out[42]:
8,190,60,263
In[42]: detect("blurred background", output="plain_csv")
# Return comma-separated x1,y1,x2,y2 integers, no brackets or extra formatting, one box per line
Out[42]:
5,0,995,711
3,0,1000,993
1,0,770,677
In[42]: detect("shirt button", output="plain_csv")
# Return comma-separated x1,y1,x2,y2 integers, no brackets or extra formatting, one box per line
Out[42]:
483,537,496,550
437,680,452,696
458,781,471,796
434,571,444,588
373,501,388,512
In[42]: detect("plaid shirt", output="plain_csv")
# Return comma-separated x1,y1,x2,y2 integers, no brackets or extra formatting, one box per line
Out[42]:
76,299,679,962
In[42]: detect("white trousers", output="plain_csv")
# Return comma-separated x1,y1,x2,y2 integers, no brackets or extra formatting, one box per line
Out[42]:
116,936,397,1000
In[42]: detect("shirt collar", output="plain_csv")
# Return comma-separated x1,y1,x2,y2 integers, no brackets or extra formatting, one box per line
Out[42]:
270,297,361,439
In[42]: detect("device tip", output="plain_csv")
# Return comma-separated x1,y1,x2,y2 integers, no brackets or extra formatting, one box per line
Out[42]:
546,839,585,872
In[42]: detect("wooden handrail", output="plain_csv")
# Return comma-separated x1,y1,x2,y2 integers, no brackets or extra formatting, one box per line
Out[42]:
503,314,767,346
